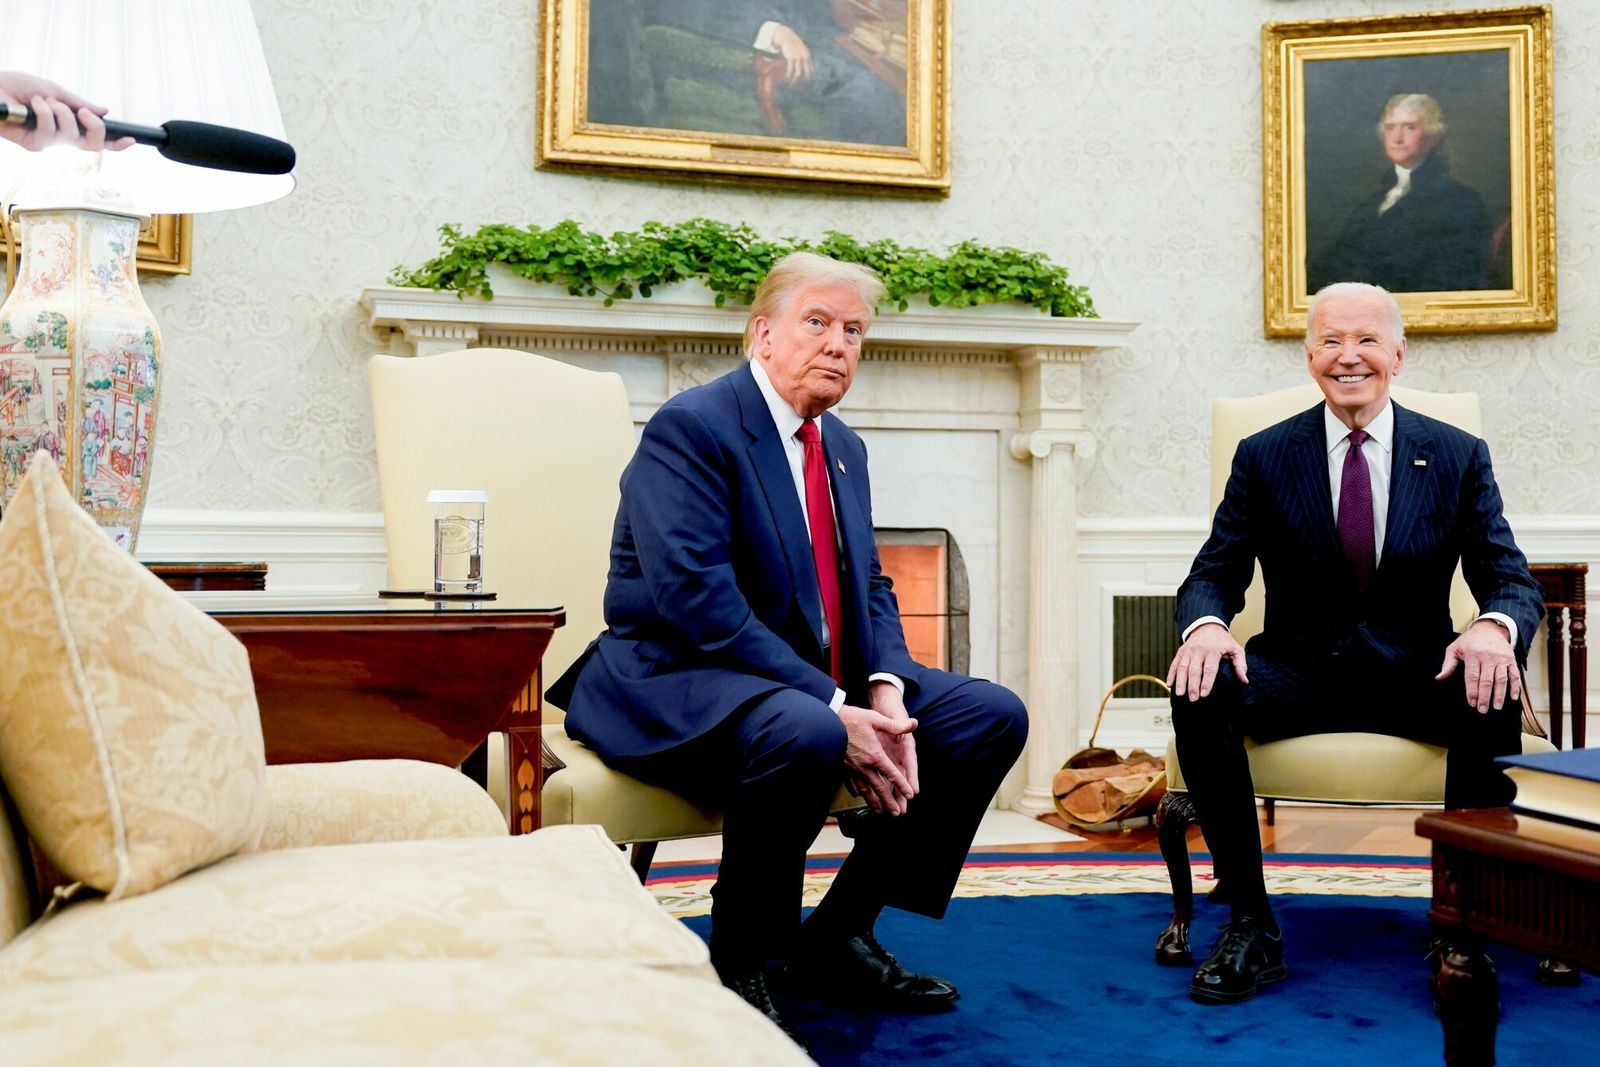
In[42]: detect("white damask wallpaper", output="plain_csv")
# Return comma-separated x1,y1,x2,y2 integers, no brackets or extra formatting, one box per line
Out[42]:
140,0,1600,521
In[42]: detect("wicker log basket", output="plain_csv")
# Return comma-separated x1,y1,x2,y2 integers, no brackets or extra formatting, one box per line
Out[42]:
1051,674,1172,830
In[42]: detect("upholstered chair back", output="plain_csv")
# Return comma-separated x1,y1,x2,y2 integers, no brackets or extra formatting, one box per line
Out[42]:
369,349,636,716
1209,382,1482,644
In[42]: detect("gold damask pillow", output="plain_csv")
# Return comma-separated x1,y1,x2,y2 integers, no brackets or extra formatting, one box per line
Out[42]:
0,454,267,899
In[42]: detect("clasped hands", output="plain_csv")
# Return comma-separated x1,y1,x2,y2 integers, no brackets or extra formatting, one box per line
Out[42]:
1167,618,1519,714
839,680,919,815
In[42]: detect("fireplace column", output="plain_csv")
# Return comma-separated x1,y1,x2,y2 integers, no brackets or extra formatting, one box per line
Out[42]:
1009,347,1096,818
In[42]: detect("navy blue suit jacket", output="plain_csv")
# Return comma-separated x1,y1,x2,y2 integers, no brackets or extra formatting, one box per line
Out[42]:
1176,401,1542,670
548,365,960,759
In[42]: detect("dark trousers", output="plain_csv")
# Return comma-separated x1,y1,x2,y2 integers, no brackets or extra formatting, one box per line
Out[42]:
1171,645,1520,921
614,674,1028,972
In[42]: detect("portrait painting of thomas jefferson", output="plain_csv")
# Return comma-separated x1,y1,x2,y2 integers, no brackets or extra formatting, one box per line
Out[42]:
1303,51,1512,295
585,0,908,147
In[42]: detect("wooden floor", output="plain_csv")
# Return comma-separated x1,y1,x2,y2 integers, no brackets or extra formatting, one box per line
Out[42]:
1010,804,1433,857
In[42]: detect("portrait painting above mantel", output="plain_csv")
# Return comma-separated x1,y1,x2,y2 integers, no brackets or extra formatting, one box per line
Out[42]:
1262,5,1554,336
537,0,951,193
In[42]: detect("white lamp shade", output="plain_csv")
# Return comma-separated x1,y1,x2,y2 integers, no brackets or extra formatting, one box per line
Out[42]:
0,0,295,214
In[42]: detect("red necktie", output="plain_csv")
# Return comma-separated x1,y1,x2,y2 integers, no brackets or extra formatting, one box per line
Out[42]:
798,419,844,684
1337,429,1375,591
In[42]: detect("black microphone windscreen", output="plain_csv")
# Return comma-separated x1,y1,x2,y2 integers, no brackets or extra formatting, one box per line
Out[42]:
158,120,296,175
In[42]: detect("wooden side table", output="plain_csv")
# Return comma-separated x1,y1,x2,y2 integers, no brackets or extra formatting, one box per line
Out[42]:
206,599,564,834
146,560,268,591
1416,809,1600,1067
1529,563,1588,749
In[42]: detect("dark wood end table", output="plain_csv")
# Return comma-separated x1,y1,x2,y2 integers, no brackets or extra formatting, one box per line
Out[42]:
1529,563,1587,749
1416,809,1600,1066
203,598,564,834
146,560,269,591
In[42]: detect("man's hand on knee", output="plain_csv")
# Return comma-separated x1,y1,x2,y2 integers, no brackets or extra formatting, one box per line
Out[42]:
1166,622,1248,701
1436,619,1521,714
839,704,917,815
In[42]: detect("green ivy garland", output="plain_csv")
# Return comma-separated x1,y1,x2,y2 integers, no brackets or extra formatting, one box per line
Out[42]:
389,218,1096,318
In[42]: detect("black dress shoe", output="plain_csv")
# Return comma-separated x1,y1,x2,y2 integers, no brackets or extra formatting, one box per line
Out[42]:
1189,915,1287,1004
788,933,960,1013
721,968,803,1045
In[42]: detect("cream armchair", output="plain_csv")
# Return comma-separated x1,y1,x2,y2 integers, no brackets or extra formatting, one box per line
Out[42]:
370,349,852,880
1154,383,1556,961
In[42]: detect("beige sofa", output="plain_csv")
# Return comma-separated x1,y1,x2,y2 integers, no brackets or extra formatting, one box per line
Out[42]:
0,764,808,1063
0,455,806,1065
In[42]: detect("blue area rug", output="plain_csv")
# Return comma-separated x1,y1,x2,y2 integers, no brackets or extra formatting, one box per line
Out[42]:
675,854,1600,1066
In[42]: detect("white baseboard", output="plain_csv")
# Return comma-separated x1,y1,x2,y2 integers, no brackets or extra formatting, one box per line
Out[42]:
133,507,1599,753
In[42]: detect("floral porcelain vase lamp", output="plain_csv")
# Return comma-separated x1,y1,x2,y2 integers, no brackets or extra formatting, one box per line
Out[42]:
0,0,294,549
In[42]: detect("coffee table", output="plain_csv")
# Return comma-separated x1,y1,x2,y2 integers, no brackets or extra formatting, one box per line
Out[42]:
201,597,564,833
1415,808,1600,1066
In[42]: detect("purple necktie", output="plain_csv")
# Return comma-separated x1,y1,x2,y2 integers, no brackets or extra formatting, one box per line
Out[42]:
1337,429,1375,589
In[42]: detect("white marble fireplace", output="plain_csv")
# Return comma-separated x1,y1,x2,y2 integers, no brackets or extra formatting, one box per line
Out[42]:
362,282,1138,815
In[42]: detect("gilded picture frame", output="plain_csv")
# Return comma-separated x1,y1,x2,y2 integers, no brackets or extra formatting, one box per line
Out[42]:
537,0,951,194
1263,5,1554,336
1,213,191,276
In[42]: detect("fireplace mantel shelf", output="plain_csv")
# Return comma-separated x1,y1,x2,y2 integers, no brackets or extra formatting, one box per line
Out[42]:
360,285,1139,356
359,280,1138,819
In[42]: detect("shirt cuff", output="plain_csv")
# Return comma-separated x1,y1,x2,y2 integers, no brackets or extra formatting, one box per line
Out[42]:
867,672,905,695
754,20,781,52
1476,612,1518,649
828,687,846,713
1181,616,1228,643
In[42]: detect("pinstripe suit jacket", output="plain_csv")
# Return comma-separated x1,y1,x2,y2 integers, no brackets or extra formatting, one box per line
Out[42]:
1176,401,1542,669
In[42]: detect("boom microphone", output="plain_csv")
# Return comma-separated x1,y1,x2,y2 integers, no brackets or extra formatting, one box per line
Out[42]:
0,102,294,175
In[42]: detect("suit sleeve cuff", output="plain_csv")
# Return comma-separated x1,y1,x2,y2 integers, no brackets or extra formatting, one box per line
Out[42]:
1476,612,1518,649
1182,616,1228,643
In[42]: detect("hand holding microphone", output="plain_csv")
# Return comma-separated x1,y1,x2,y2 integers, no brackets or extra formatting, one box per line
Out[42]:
0,70,294,174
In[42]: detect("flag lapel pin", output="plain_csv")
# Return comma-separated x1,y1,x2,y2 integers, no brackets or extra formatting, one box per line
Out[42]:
1413,458,1428,468
837,458,847,474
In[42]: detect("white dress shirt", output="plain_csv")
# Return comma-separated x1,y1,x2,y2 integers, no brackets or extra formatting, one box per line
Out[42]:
1184,399,1516,647
749,360,904,711
1378,164,1414,215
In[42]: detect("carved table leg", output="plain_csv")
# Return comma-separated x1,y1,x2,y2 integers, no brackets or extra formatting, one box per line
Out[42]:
1570,578,1586,749
1434,940,1499,1067
1546,604,1565,749
503,669,543,835
1155,790,1200,966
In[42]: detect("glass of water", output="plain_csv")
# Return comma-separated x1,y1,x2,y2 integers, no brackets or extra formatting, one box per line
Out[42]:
427,489,488,594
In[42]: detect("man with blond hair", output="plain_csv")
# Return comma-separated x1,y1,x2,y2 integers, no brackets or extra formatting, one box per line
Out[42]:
549,252,1027,1039
1309,93,1492,292
1165,282,1540,1005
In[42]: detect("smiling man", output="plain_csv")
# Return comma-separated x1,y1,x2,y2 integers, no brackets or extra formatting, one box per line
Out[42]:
547,252,1027,1042
1307,93,1492,293
1163,282,1541,1006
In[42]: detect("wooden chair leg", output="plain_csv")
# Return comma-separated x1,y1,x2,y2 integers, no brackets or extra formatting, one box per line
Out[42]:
1155,790,1200,966
629,841,658,884
1263,797,1276,827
